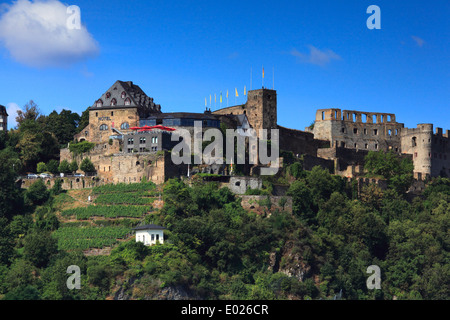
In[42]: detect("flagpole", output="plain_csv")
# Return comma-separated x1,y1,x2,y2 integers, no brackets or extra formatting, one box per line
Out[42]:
262,65,264,89
250,67,252,90
273,67,275,90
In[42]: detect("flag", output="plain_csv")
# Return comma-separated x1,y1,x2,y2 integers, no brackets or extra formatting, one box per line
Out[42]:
263,66,265,79
210,94,212,106
205,97,207,107
235,88,238,97
220,92,222,103
227,90,229,98
244,86,246,96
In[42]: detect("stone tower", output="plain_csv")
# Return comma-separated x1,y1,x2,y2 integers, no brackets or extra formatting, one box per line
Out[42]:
245,88,278,133
212,88,277,138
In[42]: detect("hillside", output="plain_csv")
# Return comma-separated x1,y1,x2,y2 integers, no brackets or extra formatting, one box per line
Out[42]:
0,154,449,300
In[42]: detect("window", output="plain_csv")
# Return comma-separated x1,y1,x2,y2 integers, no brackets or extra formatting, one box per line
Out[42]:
124,97,131,106
106,92,111,98
99,124,108,131
127,138,134,145
156,234,159,241
111,98,117,106
121,122,130,130
96,100,103,108
111,111,114,116
375,144,378,150
364,128,367,135
151,234,155,241
412,137,417,147
353,128,358,134
140,137,146,144
121,91,126,99
373,129,378,135
414,152,418,158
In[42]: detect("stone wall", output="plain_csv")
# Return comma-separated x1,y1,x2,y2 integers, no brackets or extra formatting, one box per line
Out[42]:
228,176,263,194
239,195,293,215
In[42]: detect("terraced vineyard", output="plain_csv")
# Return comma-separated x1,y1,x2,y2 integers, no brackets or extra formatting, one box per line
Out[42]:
61,205,152,219
53,225,131,250
54,181,160,252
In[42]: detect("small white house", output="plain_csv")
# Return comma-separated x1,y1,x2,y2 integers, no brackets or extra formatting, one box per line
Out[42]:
133,224,165,246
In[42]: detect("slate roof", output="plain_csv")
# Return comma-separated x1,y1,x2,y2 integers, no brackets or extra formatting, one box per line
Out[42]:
90,80,162,115
0,105,7,116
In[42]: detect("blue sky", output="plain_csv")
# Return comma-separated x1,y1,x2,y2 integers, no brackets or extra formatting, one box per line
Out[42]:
0,0,449,132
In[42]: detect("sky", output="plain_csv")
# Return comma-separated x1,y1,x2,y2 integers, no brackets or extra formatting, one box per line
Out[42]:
0,0,449,132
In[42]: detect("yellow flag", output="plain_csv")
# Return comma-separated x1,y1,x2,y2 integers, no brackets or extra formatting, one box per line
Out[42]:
220,92,222,103
227,90,229,98
235,88,238,97
244,86,246,96
205,97,207,107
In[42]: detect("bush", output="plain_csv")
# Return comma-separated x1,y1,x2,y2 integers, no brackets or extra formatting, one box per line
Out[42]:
80,157,95,173
25,179,50,205
69,141,95,155
58,160,71,174
36,162,47,174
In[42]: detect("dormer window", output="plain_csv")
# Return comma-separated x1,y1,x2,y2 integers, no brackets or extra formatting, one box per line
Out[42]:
124,97,131,106
96,99,103,108
106,92,111,99
121,91,126,99
111,98,117,106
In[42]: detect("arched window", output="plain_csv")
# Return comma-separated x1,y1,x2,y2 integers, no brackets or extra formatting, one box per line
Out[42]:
96,99,103,108
106,92,111,99
120,122,130,130
121,91,126,99
111,98,117,106
124,97,131,106
99,124,108,131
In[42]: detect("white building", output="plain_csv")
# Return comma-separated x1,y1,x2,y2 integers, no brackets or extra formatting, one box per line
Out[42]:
133,224,165,246
0,105,7,131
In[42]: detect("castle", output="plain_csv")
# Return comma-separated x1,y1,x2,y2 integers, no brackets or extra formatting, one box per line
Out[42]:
59,80,450,185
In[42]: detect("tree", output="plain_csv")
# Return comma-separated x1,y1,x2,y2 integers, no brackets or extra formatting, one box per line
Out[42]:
23,230,58,268
80,157,95,174
0,217,14,266
15,100,42,127
45,109,80,146
76,107,90,134
25,179,50,206
69,160,79,173
36,162,47,174
46,159,59,175
0,150,22,219
58,160,71,174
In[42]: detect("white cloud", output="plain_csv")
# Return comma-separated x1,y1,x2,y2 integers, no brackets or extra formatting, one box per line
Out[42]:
6,102,21,129
290,45,341,67
411,36,425,47
0,0,99,68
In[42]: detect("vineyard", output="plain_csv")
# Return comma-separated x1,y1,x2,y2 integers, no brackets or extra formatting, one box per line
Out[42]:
53,226,131,250
92,181,157,194
53,181,162,252
61,205,152,219
94,192,157,205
